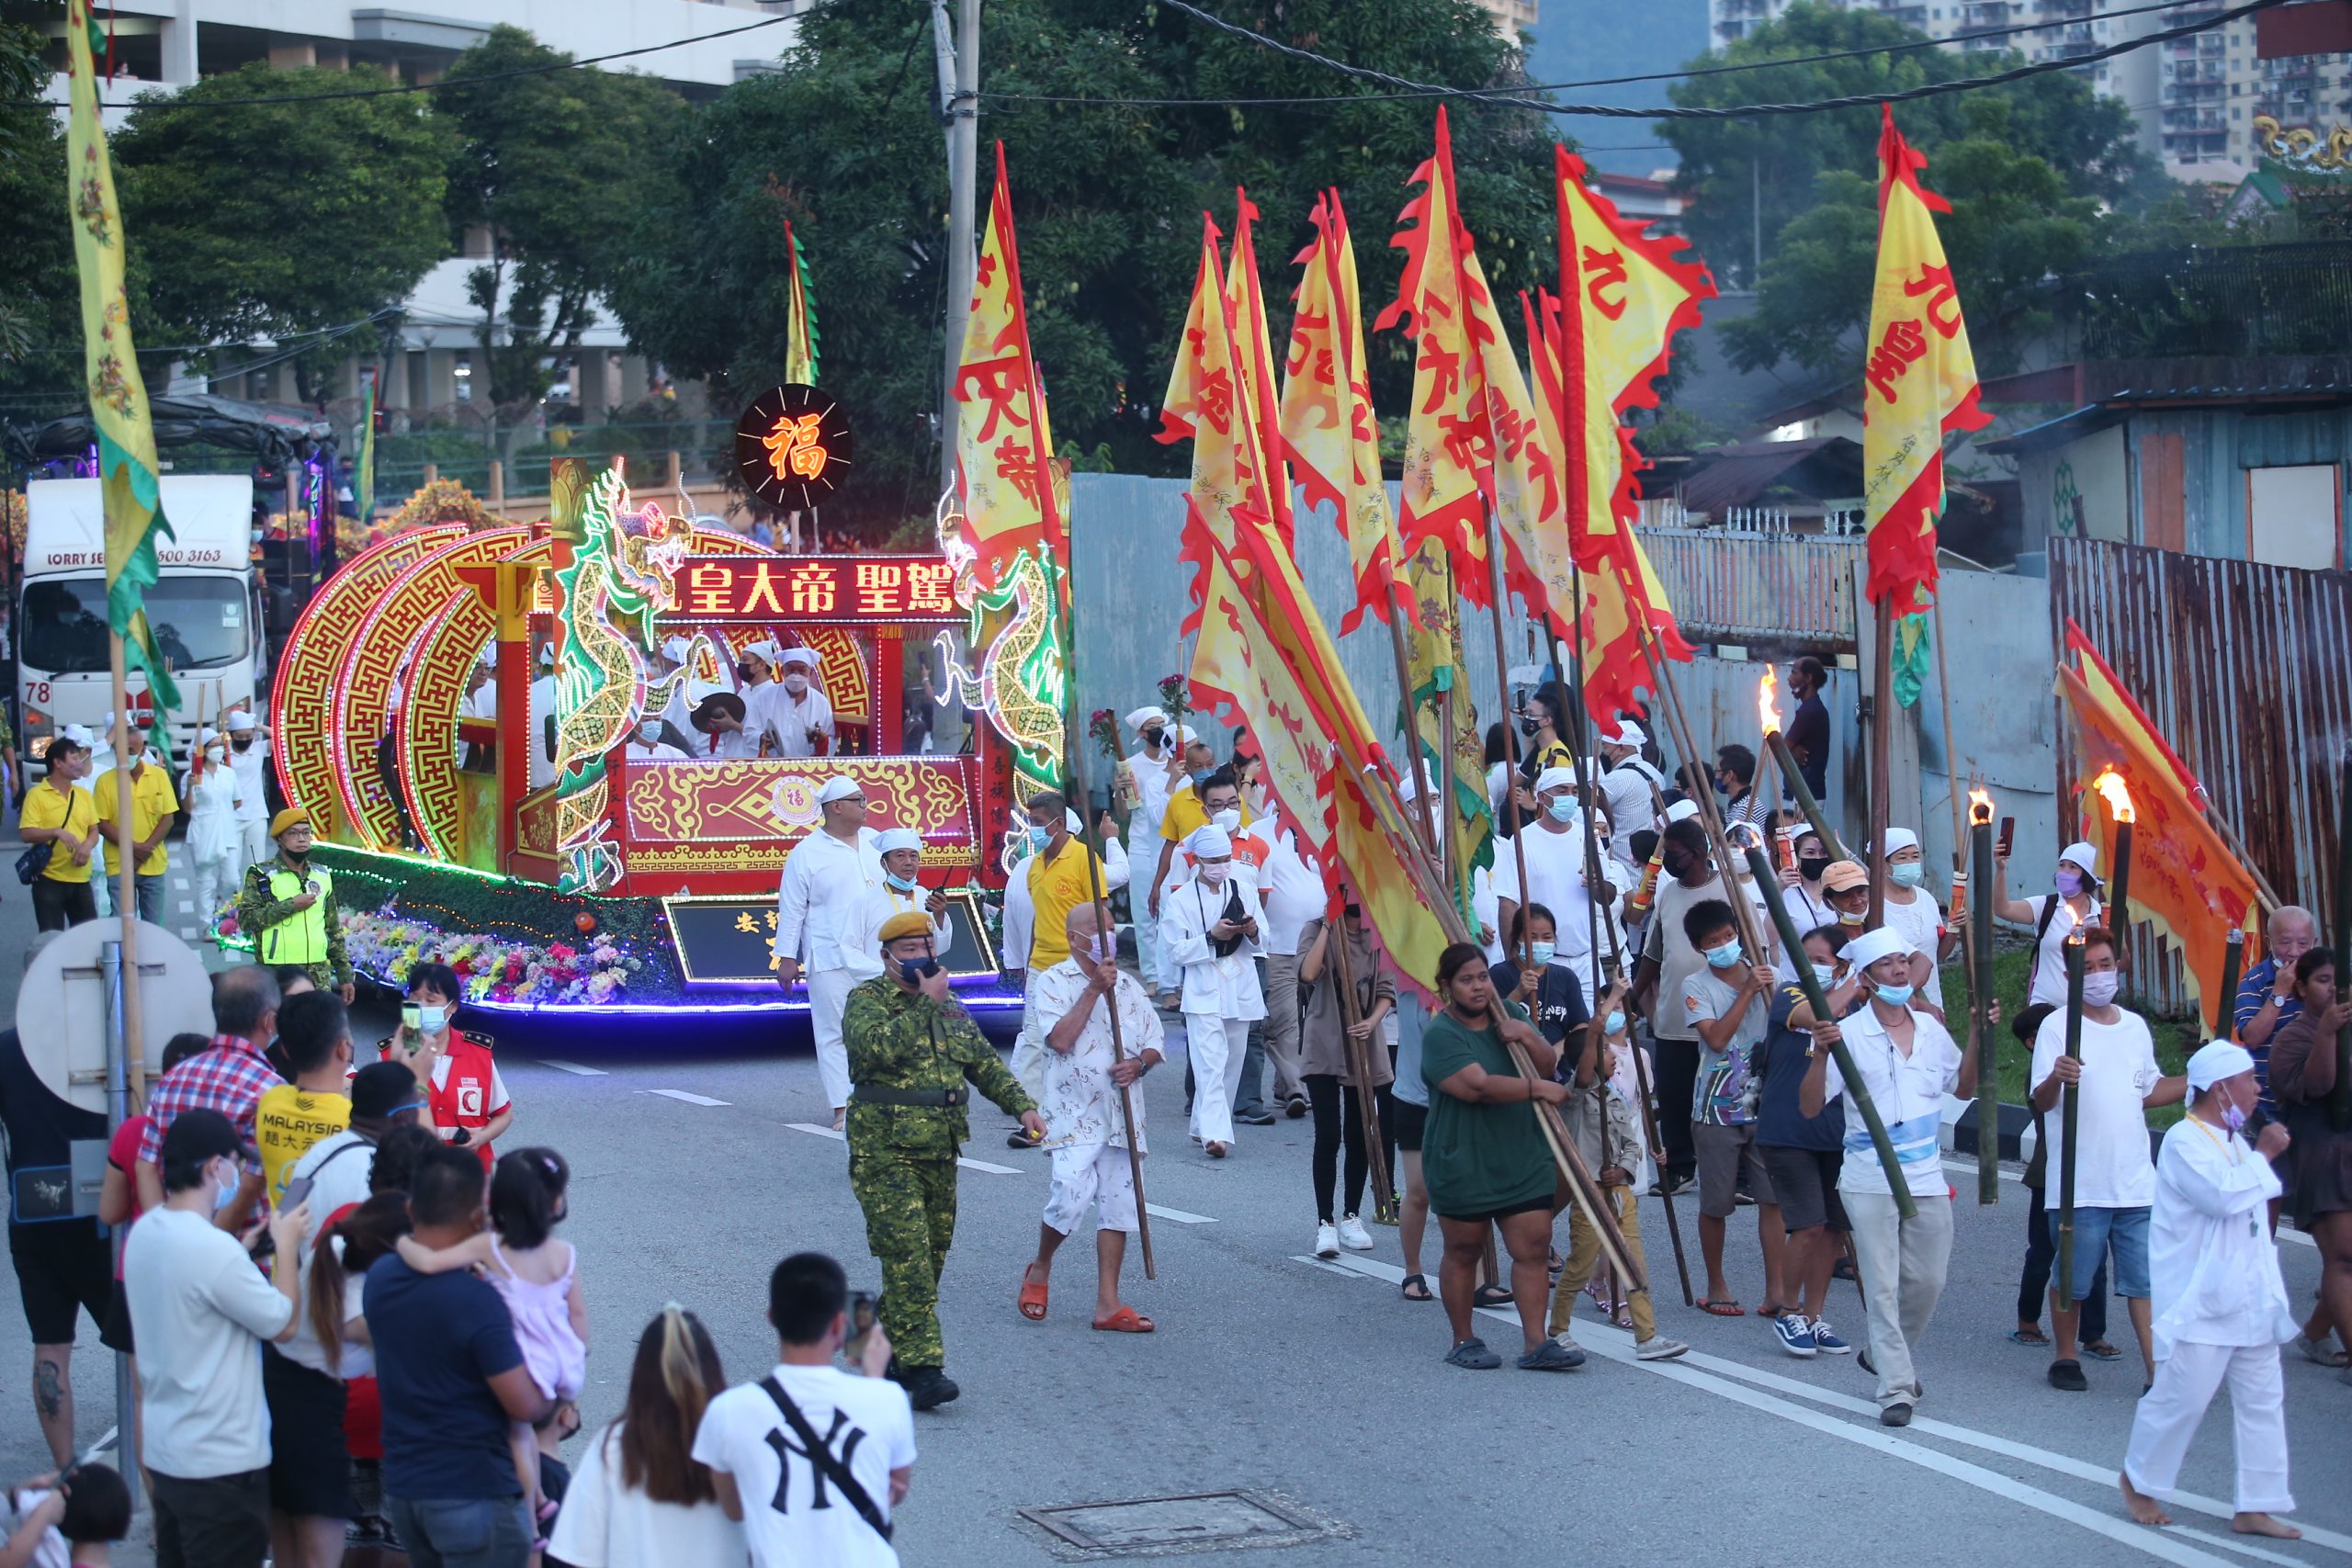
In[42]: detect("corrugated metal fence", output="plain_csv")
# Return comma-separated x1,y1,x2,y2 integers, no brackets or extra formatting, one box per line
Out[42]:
1642,528,1865,650
2049,536,2352,935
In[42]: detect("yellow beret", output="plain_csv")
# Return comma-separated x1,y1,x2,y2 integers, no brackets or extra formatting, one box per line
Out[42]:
269,807,311,839
877,910,933,942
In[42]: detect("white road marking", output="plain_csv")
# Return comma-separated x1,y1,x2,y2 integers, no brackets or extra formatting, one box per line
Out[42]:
1144,1203,1216,1224
784,1121,1019,1175
642,1089,729,1107
2165,1528,2324,1568
1310,1251,2245,1568
1288,1254,1359,1277
531,1058,609,1077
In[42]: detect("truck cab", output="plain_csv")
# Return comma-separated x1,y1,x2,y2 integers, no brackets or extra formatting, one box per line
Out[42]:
17,475,266,770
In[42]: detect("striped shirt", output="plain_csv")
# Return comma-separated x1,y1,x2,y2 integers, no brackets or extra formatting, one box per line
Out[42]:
136,1034,281,1174
1820,1003,1962,1199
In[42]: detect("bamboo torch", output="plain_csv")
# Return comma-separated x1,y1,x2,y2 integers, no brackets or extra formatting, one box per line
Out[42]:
1742,840,1916,1218
1969,786,1997,1202
2091,765,2136,966
2212,912,2245,1043
2056,933,2086,1303
1763,709,1849,862
1753,667,1782,840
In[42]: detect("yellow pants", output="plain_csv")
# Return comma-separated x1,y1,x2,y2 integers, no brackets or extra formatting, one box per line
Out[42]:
1550,1181,1654,1342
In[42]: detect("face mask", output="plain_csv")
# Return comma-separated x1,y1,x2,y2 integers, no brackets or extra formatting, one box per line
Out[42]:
2054,867,2084,897
1703,940,1743,970
1141,730,1164,754
736,661,762,683
1518,716,1541,738
635,722,662,744
1798,856,1830,882
1713,775,1732,795
1529,941,1556,968
206,745,225,763
1813,964,1839,989
418,1004,447,1033
2082,971,2120,1008
1211,808,1241,835
2221,1100,2248,1134
898,956,936,986
1189,768,1215,789
232,737,253,752
1837,908,1866,928
784,673,809,694
211,1159,240,1213
1604,1010,1625,1035
1545,796,1577,824
1025,826,1050,853
885,871,917,894
1890,862,1925,889
1197,861,1231,886
1080,934,1114,965
1873,982,1915,1008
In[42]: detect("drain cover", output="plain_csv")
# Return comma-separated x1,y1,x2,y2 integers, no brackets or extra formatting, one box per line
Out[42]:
1017,1489,1345,1559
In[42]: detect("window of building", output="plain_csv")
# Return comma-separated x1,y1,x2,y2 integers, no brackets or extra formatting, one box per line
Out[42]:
2247,464,2342,570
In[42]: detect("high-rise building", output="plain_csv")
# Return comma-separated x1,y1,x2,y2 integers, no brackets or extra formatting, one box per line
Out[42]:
1479,0,1542,33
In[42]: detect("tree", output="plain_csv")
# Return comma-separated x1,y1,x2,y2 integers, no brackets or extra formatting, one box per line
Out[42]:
609,0,1563,532
112,63,452,400
0,21,74,389
437,28,674,414
1658,2,2157,298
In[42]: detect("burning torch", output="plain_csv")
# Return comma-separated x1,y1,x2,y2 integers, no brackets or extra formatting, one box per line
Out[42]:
1969,785,1997,1204
1762,667,1847,862
2091,765,2136,964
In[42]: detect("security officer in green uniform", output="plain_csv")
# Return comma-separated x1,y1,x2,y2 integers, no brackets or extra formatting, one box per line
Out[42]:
236,808,355,1001
842,908,1042,1410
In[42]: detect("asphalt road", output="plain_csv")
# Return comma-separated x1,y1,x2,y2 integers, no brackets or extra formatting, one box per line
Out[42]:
4,878,2346,1567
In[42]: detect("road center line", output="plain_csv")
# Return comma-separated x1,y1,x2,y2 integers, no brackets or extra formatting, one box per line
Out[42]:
531,1058,608,1077
1307,1251,2241,1568
642,1089,729,1107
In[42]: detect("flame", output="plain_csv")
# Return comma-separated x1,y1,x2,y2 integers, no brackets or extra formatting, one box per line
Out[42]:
1757,668,1781,736
2091,764,2136,825
1967,786,1995,825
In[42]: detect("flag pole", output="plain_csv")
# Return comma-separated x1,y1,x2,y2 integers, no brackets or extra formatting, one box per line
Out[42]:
1324,906,1396,1215
107,637,145,1100
1868,598,1894,931
1482,506,1533,971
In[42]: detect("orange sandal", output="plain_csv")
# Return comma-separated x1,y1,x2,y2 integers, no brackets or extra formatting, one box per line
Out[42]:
1018,1269,1049,1322
1092,1304,1155,1333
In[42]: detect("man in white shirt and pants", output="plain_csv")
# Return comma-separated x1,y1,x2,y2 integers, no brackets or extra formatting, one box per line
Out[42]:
761,645,837,758
775,776,884,1129
2119,1041,2301,1540
1119,709,1185,1007
1494,764,1624,1009
225,708,274,873
1259,828,1324,1119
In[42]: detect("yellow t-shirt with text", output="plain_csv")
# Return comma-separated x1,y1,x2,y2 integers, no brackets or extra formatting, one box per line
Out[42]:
255,1085,351,1202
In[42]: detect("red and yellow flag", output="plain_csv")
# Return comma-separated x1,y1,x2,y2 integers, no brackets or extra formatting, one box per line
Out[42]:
2064,618,2204,806
1861,107,1988,615
2056,656,2257,1032
950,142,1059,595
1225,190,1293,551
1161,213,1283,616
1280,190,1409,637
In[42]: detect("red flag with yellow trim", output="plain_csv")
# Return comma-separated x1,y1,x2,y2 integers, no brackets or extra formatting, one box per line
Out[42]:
2064,618,2204,806
1861,107,1988,615
1280,190,1409,637
950,142,1059,595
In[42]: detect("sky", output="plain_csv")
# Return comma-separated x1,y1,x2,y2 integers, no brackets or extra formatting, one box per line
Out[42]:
1521,0,1709,175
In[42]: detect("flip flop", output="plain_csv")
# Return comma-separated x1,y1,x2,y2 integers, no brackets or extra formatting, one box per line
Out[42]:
1400,1274,1434,1302
2007,1326,2052,1347
1091,1305,1154,1333
1697,1298,1745,1317
1756,1302,1789,1317
1473,1283,1514,1308
2084,1340,2125,1362
1017,1269,1048,1322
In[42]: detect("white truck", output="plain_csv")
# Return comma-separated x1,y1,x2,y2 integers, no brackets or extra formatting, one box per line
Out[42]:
17,474,266,769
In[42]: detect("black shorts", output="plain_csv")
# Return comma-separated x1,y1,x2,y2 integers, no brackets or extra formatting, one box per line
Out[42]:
102,1277,134,1355
263,1346,356,1519
9,1221,111,1344
1392,1100,1429,1153
1758,1145,1848,1235
1436,1196,1555,1226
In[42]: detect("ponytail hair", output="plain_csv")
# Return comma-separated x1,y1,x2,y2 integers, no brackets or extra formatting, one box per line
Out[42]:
616,1304,727,1506
489,1146,569,1251
307,1192,413,1370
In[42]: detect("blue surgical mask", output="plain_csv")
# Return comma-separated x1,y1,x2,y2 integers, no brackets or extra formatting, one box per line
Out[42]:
1604,1010,1626,1035
885,871,918,894
1026,826,1050,853
1812,964,1839,990
418,1004,447,1034
1529,941,1556,968
1873,982,1915,1008
1703,940,1743,970
212,1159,240,1213
1545,796,1578,825
1189,768,1215,789
1890,862,1925,889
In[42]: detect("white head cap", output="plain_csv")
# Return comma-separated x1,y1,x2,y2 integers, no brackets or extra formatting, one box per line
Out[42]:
778,645,820,671
1607,720,1648,749
1880,827,1919,857
198,728,220,747
661,635,692,662
1172,724,1201,745
1125,705,1166,730
60,724,94,747
874,827,922,856
2187,1040,2256,1093
226,711,255,733
744,639,784,666
815,775,865,806
1664,798,1702,825
1064,807,1084,833
1186,824,1233,859
1396,761,1437,804
1534,764,1580,795
1838,927,1919,973
2059,840,2098,874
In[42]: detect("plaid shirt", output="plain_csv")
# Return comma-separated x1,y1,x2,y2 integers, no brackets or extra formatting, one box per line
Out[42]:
136,1033,282,1173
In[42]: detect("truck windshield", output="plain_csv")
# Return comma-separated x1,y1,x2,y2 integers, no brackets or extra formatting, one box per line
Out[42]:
21,575,251,674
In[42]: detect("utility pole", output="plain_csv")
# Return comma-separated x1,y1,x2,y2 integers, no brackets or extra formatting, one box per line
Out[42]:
934,0,979,493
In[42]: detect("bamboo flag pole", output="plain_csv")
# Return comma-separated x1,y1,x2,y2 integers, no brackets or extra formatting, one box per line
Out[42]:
1928,594,1990,1199
1325,913,1396,1215
1482,509,1534,968
107,637,146,1099
1634,621,1777,974
1061,569,1155,1279
1765,725,1849,862
2056,934,2086,1301
1867,598,1895,931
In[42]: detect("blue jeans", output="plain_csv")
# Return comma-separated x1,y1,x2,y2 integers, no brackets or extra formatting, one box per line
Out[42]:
386,1495,534,1568
2047,1203,2152,1299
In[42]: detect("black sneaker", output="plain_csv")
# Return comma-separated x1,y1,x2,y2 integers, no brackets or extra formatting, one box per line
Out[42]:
1284,1095,1308,1119
1236,1108,1277,1126
897,1365,962,1410
2048,1359,2088,1392
1881,1400,1914,1427
1857,1347,1875,1378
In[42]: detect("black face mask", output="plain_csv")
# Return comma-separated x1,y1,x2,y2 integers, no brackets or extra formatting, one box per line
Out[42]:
898,956,941,986
1798,855,1831,883
1140,730,1164,752
232,737,253,752
1518,716,1542,738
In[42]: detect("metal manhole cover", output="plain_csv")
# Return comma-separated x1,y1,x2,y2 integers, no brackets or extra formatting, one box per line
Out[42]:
1016,1489,1348,1560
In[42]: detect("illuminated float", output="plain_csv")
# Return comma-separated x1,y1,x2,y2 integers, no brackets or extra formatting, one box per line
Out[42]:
225,437,1062,1027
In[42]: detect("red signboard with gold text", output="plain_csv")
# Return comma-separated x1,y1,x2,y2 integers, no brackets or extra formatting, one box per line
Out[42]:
667,555,961,623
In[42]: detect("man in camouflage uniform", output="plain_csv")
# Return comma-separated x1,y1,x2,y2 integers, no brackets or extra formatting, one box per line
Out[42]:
843,908,1042,1410
235,808,355,999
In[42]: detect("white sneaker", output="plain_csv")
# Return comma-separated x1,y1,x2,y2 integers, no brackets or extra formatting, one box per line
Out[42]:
1337,1213,1374,1251
1635,1336,1690,1361
1315,1222,1340,1259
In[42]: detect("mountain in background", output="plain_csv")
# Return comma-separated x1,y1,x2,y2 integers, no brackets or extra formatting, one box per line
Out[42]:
1522,0,1707,175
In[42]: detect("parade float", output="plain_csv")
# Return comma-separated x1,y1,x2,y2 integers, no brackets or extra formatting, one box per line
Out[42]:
225,437,1064,1028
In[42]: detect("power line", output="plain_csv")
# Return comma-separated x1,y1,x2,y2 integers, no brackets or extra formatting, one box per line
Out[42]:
5,9,797,110
981,0,2287,118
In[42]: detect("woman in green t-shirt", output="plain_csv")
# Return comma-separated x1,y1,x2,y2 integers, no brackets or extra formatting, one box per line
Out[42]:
1419,942,1582,1371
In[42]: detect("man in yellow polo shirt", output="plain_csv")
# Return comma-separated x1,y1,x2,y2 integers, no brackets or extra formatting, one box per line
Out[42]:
18,732,99,931
95,743,178,925
236,809,356,1001
1007,791,1129,1145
